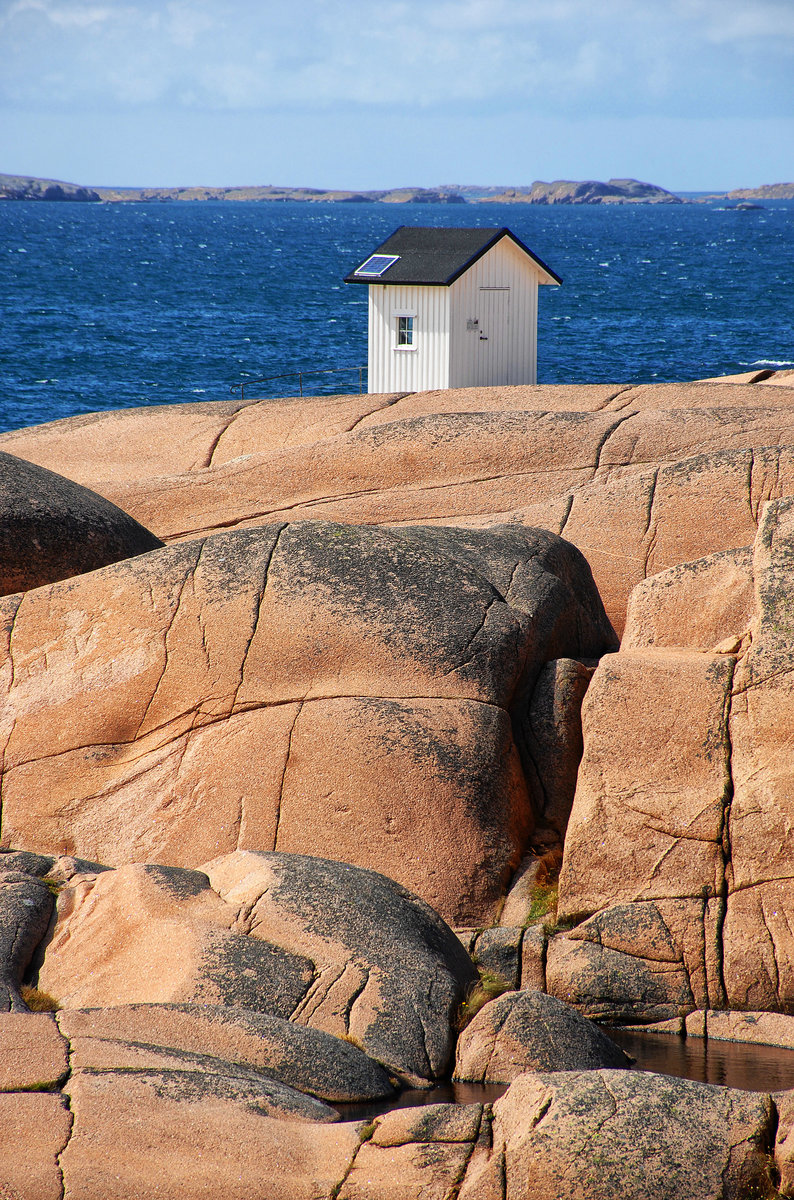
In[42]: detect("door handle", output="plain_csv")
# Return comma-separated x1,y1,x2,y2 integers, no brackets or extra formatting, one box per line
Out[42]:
479,335,488,340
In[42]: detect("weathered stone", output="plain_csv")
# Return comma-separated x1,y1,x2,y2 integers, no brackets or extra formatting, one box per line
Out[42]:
0,1012,68,1091
37,862,315,1016
0,520,613,925
0,1092,72,1200
549,497,794,1021
541,445,794,634
454,990,630,1083
724,498,794,1013
0,450,162,595
67,1062,339,1122
775,1089,794,1197
558,650,733,919
622,546,755,651
520,924,547,991
685,1010,794,1049
6,387,794,638
203,851,477,1083
0,869,54,1011
37,852,476,1084
337,1105,482,1200
56,1003,395,1102
518,657,594,840
546,898,723,1022
59,1069,363,1200
457,1070,776,1200
472,927,524,990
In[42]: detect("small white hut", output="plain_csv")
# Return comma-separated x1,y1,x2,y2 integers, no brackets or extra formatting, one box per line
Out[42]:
344,226,561,393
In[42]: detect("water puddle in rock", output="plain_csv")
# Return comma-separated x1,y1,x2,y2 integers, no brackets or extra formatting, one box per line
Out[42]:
336,1081,510,1122
337,1034,794,1120
609,1028,794,1093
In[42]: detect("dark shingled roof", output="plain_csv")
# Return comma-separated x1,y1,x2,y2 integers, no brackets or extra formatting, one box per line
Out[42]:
344,226,561,286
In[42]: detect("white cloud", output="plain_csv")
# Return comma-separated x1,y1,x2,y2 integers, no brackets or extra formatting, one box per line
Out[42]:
0,0,791,118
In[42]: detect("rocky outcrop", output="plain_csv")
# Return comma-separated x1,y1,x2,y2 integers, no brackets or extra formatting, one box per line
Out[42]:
0,451,163,594
547,496,794,1022
55,1003,394,1103
0,173,100,202
5,380,794,637
2,379,794,1197
34,852,476,1084
0,519,614,925
515,178,684,204
2,1050,786,1199
726,183,794,200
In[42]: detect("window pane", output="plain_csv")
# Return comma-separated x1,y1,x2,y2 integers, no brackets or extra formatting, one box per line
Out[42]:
397,316,414,346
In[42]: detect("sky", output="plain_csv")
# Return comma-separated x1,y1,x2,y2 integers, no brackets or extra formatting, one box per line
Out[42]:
0,0,792,191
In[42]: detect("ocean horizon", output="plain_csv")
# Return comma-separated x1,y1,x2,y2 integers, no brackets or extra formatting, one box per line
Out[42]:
1,198,792,435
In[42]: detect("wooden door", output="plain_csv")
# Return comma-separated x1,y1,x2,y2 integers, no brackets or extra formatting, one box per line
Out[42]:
475,288,510,385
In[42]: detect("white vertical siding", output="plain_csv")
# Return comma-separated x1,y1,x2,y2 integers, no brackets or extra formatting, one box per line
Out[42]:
367,284,450,393
449,240,540,387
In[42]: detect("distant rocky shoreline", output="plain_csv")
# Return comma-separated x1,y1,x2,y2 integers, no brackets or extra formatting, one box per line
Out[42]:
2,170,792,204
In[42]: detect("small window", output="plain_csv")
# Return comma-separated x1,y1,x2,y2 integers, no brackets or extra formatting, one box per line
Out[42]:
396,315,414,347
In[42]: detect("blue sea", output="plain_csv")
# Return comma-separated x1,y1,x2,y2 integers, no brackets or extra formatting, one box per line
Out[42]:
1,198,793,434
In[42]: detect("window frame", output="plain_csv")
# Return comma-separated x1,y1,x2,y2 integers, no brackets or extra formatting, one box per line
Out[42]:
393,310,417,351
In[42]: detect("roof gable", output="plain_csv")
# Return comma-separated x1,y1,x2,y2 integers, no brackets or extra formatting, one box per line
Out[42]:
344,226,561,287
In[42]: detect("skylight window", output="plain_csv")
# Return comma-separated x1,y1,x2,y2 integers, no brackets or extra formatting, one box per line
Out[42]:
354,254,400,278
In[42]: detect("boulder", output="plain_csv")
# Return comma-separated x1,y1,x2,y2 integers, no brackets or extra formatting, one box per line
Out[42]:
203,850,477,1083
36,852,477,1084
0,866,54,1011
335,1103,485,1200
0,520,614,925
0,450,162,595
458,1070,777,1200
454,990,630,1083
56,1003,394,1102
470,926,524,989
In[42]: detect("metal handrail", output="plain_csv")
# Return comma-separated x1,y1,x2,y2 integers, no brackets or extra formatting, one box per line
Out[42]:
230,365,367,401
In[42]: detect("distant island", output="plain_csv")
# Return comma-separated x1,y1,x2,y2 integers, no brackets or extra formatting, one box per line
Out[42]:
725,182,794,200
2,171,793,205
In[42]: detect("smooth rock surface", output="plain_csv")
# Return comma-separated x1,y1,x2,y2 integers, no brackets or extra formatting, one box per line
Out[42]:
59,1070,363,1200
0,449,162,595
0,1092,72,1200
